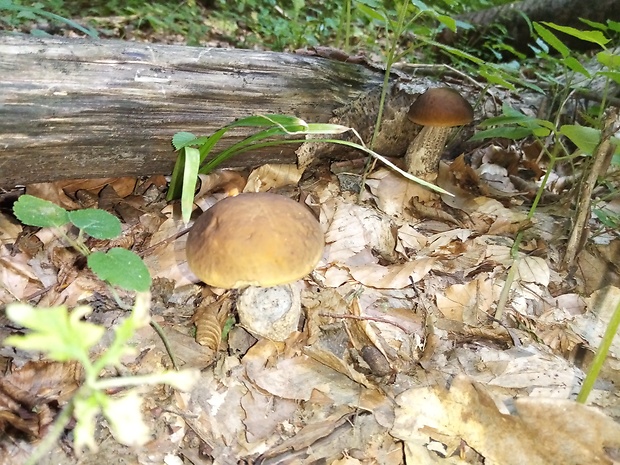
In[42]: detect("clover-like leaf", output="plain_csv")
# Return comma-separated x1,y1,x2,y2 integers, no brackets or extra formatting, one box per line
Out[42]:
68,209,122,239
13,194,69,228
87,248,151,292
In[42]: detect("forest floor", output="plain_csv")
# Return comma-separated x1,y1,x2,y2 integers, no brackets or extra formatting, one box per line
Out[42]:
1,10,620,465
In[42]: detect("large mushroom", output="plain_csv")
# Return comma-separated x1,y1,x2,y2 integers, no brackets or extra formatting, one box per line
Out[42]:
186,192,324,341
404,87,474,180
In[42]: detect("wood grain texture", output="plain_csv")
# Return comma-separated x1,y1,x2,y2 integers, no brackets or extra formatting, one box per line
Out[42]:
0,33,387,187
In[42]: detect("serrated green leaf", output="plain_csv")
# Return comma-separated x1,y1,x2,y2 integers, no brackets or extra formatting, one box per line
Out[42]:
13,194,69,228
4,303,104,361
533,22,569,58
172,131,197,150
88,248,151,292
68,209,122,239
542,21,610,47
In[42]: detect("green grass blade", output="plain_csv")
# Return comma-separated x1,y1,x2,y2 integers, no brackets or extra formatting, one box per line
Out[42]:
181,147,201,224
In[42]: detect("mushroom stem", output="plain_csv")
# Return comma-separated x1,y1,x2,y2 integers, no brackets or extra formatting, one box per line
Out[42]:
404,126,452,180
236,283,302,341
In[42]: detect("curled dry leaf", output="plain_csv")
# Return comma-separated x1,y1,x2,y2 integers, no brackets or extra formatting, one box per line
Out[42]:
243,163,304,192
392,375,620,465
192,295,232,351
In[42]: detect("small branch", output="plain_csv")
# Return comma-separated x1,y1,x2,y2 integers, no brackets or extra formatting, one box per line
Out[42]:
318,312,412,334
562,110,618,268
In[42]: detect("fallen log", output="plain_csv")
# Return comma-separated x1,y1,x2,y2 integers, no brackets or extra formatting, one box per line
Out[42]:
0,33,420,187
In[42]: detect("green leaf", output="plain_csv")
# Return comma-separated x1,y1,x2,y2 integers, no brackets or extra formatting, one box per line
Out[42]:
563,56,590,78
68,209,122,239
542,22,610,47
479,68,516,91
559,125,601,154
594,209,620,228
607,20,620,33
599,71,620,85
181,147,200,224
436,14,456,33
596,51,620,70
356,3,386,23
578,18,608,31
4,303,104,361
13,194,69,228
172,131,197,150
88,248,151,292
470,127,536,142
533,22,569,58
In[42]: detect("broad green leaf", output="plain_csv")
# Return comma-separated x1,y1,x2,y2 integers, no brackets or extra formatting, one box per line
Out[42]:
68,209,121,239
181,147,200,224
88,248,151,292
560,125,601,154
436,14,456,32
563,56,590,78
542,22,610,47
470,127,535,142
560,125,620,155
13,194,69,228
533,22,569,58
597,51,620,70
4,303,104,361
608,20,620,33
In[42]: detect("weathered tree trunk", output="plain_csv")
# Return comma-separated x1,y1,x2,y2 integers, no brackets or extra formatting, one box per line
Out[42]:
0,33,396,187
439,0,620,54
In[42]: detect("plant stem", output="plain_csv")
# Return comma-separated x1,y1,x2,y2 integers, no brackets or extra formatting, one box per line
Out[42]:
577,297,620,403
24,400,75,465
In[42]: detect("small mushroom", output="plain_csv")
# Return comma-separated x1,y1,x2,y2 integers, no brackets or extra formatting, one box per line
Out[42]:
186,192,324,341
404,87,474,180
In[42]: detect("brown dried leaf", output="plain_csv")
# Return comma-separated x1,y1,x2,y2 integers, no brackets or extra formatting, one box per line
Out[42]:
193,296,232,350
0,361,82,440
244,163,304,192
392,375,620,465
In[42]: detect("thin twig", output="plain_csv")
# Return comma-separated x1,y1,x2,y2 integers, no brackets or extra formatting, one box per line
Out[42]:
319,312,412,334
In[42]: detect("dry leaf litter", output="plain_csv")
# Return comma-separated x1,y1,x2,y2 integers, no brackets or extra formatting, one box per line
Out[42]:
1,133,620,465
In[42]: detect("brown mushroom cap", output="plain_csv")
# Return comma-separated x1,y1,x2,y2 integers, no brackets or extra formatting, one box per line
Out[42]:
186,192,324,289
407,87,474,127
